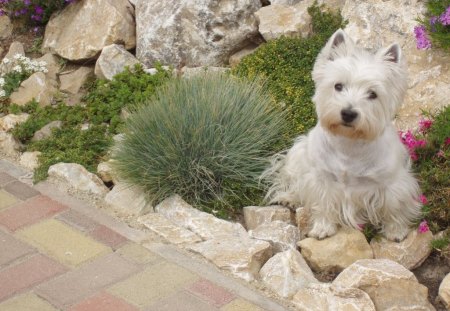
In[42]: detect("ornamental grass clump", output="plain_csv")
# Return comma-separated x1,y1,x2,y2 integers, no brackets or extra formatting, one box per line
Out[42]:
112,74,286,215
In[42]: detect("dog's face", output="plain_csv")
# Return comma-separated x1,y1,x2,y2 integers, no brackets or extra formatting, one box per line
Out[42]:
312,29,408,140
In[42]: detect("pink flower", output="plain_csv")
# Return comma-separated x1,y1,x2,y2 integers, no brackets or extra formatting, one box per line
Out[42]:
418,220,429,233
445,138,450,146
399,130,426,161
418,118,432,133
437,150,445,157
357,224,365,231
418,194,428,205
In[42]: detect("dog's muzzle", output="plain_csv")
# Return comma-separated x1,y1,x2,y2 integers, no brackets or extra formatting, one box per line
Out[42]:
341,108,358,124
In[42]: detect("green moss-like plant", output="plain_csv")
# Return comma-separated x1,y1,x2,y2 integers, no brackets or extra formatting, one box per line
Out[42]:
112,74,287,216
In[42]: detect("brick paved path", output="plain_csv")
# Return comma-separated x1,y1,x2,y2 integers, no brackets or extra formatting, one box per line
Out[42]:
0,159,289,311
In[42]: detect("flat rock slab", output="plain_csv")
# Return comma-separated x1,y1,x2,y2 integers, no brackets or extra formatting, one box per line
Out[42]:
104,182,153,216
95,44,140,80
249,220,300,253
10,72,56,107
188,237,272,282
59,67,94,94
259,249,318,298
333,259,435,311
371,229,433,269
243,205,292,230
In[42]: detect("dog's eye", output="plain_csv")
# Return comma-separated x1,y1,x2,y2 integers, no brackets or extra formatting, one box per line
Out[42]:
368,91,377,100
334,83,343,91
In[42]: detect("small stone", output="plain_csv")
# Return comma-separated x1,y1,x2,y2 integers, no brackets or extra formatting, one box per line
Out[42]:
259,249,318,298
104,182,153,215
95,44,140,80
371,229,433,270
243,205,292,230
0,131,21,157
19,151,41,170
0,16,13,40
4,41,25,60
249,220,300,253
298,227,373,272
0,114,29,131
295,206,310,240
229,44,259,67
156,195,248,240
59,67,94,94
48,163,109,196
181,67,229,78
97,160,116,183
144,66,171,75
292,283,376,311
31,121,62,142
333,259,435,311
188,237,272,281
138,213,202,245
439,273,450,309
9,72,57,107
35,53,60,81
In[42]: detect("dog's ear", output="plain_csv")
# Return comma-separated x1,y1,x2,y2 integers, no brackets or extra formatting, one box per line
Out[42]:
379,43,402,63
325,29,354,60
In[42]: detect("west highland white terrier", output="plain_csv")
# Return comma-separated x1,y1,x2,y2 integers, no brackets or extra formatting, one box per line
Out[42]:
263,29,422,242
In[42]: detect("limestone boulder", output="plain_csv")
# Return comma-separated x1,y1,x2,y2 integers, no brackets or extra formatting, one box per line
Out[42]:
188,237,272,281
298,228,373,272
19,151,41,170
138,213,202,245
59,67,94,94
42,0,135,61
371,229,433,270
249,220,300,253
48,163,109,196
259,249,318,298
0,16,12,40
31,121,62,142
95,44,140,80
104,182,153,215
9,72,57,107
341,0,450,130
439,273,450,309
136,0,261,67
0,131,21,157
156,195,248,240
333,259,435,311
243,205,292,230
0,114,29,131
292,283,376,311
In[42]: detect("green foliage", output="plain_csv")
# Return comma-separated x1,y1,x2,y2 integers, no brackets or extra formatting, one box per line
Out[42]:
112,74,287,216
232,2,346,142
431,236,450,250
419,0,450,50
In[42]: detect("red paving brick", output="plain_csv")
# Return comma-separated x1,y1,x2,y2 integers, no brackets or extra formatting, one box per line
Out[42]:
56,209,99,233
3,181,40,200
69,292,138,311
0,195,68,232
0,230,35,267
0,254,67,302
90,225,128,250
187,279,235,307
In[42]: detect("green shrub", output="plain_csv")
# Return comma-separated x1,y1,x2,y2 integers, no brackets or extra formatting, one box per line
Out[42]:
415,0,450,50
112,74,287,217
232,2,346,142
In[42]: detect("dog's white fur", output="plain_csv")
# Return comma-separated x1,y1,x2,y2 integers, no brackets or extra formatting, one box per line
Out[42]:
263,29,422,241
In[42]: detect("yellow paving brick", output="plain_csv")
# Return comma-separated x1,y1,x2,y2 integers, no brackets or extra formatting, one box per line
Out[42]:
0,292,58,311
116,243,162,265
17,219,111,267
221,298,265,311
0,189,18,210
108,261,198,308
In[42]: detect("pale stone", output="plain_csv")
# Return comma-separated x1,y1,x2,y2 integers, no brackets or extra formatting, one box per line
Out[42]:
59,67,93,94
35,53,60,81
4,42,25,60
19,151,41,170
42,0,136,61
439,273,450,309
342,0,450,130
48,163,109,196
97,161,115,183
0,16,12,40
371,229,433,270
181,66,229,79
295,206,310,240
143,66,171,75
243,205,292,230
333,259,435,311
269,0,302,5
95,44,140,80
249,220,300,253
31,121,62,142
229,44,259,67
298,227,373,272
259,249,318,298
138,213,202,245
292,283,376,311
255,3,312,41
9,72,56,107
0,131,21,157
188,237,272,281
0,114,29,131
136,0,261,67
104,182,153,215
156,195,248,240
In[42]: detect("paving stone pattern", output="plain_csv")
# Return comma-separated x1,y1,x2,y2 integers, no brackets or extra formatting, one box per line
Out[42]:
0,168,277,311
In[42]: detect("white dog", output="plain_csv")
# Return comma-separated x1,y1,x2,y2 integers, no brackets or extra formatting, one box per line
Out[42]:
263,29,422,242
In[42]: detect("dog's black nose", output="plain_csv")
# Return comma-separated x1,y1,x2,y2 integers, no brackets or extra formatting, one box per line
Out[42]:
341,109,358,123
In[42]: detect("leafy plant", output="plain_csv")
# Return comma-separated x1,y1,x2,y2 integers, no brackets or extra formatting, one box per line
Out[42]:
112,74,286,217
415,0,450,50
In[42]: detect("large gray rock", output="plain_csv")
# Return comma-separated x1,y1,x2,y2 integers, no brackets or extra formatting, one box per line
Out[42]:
0,114,29,131
342,0,450,130
104,182,153,215
42,0,136,61
243,205,292,230
9,72,57,107
259,249,318,298
333,259,435,311
298,228,373,272
0,16,12,40
439,273,450,309
135,0,261,67
188,237,272,281
95,44,140,80
249,220,300,253
59,67,94,94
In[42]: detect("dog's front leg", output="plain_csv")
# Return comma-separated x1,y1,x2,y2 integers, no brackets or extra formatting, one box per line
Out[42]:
307,207,338,239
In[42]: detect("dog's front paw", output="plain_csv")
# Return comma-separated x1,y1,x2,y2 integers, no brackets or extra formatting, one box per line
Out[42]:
307,222,338,240
383,224,410,242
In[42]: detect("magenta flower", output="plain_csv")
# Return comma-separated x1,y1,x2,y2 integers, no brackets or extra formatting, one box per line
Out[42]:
414,25,432,50
445,138,450,146
399,130,426,160
418,118,432,133
357,224,365,231
419,194,428,205
418,220,430,233
439,6,450,25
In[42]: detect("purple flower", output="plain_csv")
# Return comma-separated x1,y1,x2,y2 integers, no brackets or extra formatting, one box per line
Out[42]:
418,220,429,233
34,5,44,15
31,14,42,21
414,25,432,50
0,9,5,16
439,6,450,25
23,0,31,5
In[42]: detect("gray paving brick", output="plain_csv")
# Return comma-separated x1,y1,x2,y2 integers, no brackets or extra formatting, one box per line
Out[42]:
0,230,35,267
